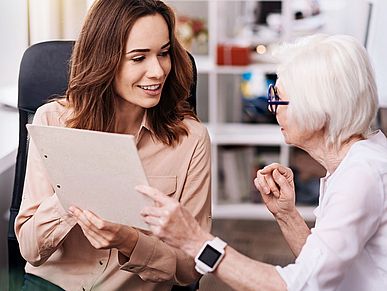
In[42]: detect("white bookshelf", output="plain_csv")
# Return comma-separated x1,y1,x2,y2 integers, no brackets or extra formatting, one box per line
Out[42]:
167,0,323,221
194,55,213,73
213,203,316,221
207,123,285,145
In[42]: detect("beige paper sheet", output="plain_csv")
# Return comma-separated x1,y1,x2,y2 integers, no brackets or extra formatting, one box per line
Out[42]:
27,124,151,230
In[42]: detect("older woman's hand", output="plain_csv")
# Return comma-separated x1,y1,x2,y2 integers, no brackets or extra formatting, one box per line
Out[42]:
137,185,212,258
254,163,296,218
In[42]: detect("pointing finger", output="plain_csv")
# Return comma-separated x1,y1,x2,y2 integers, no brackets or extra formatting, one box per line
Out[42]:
141,206,165,218
135,185,172,206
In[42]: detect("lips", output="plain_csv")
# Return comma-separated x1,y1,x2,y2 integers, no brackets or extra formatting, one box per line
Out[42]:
138,84,161,90
138,83,162,96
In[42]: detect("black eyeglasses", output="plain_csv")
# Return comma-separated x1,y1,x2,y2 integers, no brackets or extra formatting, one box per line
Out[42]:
267,84,289,114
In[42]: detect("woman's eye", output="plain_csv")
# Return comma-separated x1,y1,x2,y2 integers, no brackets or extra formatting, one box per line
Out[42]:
159,50,170,57
132,56,145,62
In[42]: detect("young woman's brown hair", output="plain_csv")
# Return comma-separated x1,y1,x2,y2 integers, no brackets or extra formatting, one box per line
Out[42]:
65,0,196,145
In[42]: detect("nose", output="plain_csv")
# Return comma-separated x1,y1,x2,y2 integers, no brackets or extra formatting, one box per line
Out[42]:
146,56,164,79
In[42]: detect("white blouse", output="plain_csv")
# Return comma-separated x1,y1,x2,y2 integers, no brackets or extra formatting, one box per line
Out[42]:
276,130,387,291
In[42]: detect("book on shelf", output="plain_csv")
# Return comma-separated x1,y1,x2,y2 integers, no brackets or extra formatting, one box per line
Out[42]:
219,146,256,203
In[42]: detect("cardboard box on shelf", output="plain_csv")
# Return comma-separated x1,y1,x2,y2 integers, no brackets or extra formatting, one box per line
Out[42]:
217,44,251,66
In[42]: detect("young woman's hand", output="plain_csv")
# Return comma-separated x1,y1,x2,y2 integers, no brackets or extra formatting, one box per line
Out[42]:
254,163,296,218
68,206,138,256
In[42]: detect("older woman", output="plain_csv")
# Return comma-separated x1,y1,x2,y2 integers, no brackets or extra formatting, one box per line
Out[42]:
138,34,387,291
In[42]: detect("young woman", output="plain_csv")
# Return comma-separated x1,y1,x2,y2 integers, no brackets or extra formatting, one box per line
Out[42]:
15,1,211,290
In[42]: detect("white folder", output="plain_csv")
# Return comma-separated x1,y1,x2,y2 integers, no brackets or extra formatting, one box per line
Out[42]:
27,124,151,230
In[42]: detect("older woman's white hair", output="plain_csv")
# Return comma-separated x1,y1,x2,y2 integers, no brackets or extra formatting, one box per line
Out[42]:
275,34,378,148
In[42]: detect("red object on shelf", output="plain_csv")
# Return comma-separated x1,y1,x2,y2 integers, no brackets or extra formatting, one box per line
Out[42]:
217,44,251,66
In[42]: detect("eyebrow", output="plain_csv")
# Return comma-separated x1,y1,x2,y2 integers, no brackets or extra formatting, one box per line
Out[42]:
126,42,171,54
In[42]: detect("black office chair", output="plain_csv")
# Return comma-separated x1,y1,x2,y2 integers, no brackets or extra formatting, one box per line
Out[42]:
7,40,198,291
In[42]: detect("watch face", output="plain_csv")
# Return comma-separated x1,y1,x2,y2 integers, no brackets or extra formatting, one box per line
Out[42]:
198,244,222,267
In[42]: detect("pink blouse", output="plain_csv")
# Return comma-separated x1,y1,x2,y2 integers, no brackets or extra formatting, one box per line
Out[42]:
15,101,212,291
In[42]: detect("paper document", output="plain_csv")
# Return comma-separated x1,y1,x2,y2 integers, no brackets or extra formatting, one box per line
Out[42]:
27,124,151,230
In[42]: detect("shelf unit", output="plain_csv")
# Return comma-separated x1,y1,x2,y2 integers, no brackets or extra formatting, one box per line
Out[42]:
213,203,316,220
167,0,321,221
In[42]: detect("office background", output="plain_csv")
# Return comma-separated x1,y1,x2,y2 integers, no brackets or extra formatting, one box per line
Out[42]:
1,1,386,290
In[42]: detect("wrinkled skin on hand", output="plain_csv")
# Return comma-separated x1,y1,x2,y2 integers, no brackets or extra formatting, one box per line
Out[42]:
137,185,211,257
254,163,296,218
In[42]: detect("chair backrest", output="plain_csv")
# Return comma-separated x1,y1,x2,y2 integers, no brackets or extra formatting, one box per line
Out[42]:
7,40,198,290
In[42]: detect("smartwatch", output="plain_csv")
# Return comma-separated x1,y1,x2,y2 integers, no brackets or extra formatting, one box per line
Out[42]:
194,237,227,275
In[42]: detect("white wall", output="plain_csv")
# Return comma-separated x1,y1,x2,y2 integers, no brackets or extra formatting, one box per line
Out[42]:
0,0,28,88
0,2,27,288
366,0,387,108
87,0,95,9
317,0,367,40
29,0,88,44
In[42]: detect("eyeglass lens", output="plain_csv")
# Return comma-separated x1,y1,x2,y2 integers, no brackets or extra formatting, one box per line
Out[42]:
269,86,278,101
268,85,277,113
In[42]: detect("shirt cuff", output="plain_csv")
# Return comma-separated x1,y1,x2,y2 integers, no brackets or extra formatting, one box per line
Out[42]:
119,231,156,273
50,193,77,228
275,234,325,291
